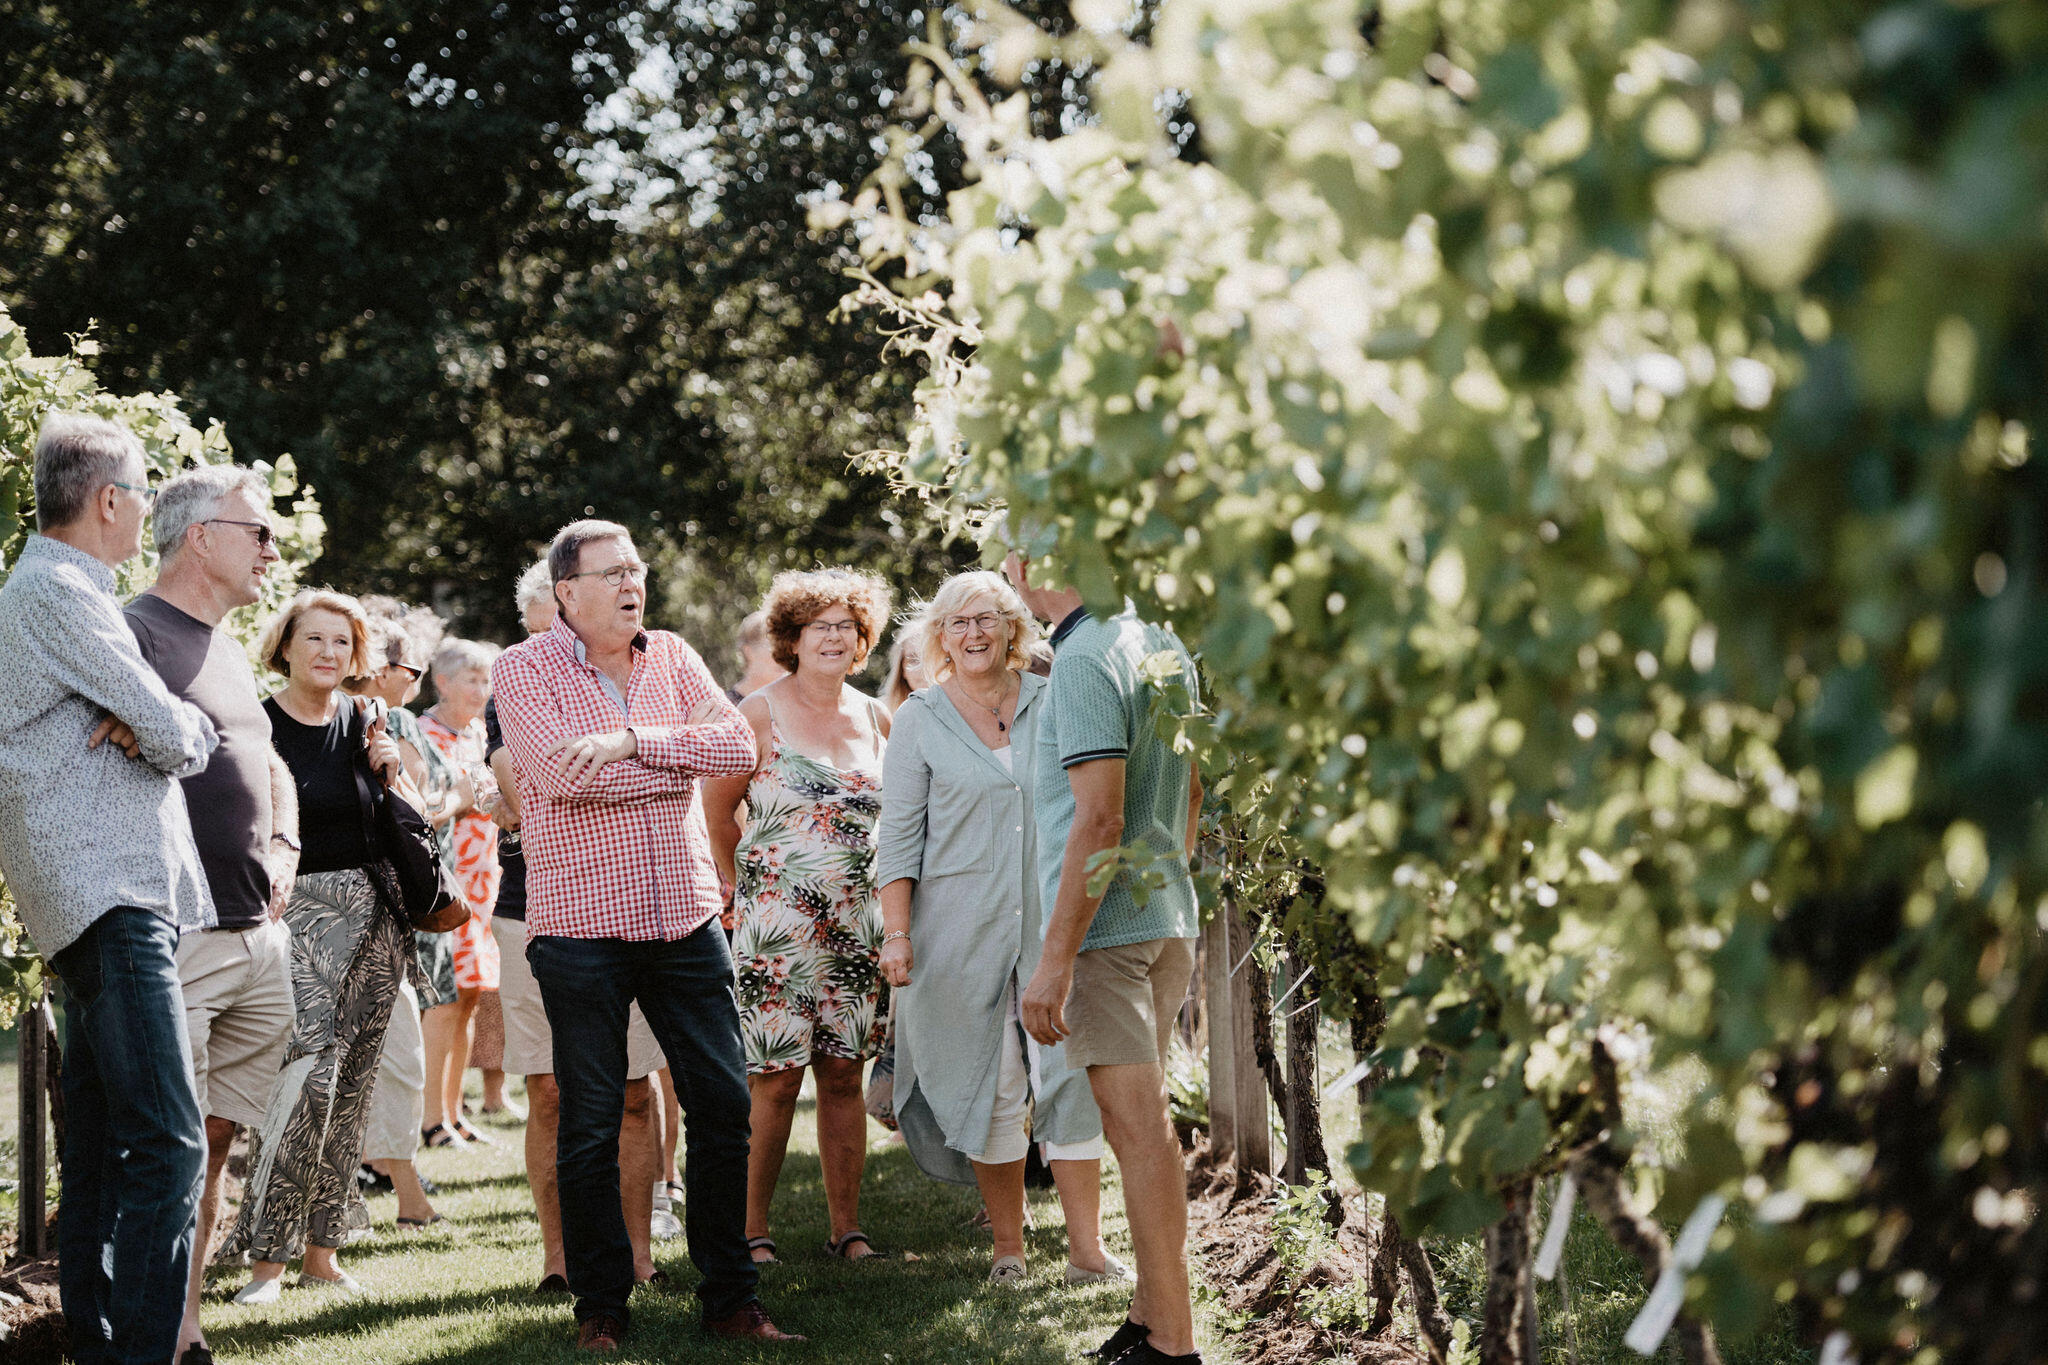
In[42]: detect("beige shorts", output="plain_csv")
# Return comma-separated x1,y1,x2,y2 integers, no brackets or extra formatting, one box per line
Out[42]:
1064,936,1198,1071
493,916,665,1079
176,919,295,1128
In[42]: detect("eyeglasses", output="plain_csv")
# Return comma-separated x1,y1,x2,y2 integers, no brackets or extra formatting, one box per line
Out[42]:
943,613,1006,636
561,563,648,589
206,518,277,549
111,480,157,510
804,619,862,638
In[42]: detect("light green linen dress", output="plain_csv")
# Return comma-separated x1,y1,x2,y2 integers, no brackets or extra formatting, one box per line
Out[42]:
875,673,1102,1184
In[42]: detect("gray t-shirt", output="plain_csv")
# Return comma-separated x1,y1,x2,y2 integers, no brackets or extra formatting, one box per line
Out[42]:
124,592,273,930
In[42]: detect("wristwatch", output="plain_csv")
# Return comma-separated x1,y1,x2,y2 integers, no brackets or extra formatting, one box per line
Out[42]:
270,831,302,854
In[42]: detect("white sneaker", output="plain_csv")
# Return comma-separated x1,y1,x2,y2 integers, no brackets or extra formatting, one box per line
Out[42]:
650,1192,683,1241
989,1255,1028,1285
1065,1252,1134,1286
232,1277,282,1306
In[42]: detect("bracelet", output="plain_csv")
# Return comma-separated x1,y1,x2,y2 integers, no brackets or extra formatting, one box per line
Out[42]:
881,930,911,947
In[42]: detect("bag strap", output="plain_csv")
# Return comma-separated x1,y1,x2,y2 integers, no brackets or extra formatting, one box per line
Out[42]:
346,697,383,858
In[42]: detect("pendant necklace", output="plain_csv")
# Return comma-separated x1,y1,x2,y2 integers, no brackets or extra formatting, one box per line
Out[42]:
968,678,1015,733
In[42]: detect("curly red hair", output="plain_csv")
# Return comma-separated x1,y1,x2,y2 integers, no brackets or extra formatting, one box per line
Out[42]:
762,568,894,673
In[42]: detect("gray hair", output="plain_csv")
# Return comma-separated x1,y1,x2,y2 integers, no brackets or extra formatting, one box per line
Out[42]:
153,464,271,557
547,519,634,586
432,637,499,680
368,618,411,669
33,413,142,531
360,595,444,669
736,609,769,651
514,558,553,614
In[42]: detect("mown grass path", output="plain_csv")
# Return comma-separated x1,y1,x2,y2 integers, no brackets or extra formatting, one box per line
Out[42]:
199,1088,1235,1365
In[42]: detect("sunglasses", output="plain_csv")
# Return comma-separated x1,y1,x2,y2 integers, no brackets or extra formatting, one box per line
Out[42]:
206,518,278,549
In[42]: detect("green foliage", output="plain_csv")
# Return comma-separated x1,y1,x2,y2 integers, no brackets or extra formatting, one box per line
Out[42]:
0,302,320,1021
840,0,2048,1359
0,1,1019,648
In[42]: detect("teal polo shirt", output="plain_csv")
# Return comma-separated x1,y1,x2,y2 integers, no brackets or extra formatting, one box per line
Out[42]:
1034,606,1200,952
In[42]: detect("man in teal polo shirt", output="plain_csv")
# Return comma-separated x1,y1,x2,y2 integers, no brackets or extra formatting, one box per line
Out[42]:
1008,553,1205,1365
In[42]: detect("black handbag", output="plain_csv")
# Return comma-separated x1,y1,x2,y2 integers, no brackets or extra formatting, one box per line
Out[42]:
348,700,467,931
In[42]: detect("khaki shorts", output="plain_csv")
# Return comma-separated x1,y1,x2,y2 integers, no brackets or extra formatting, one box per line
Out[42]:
176,919,295,1128
493,916,665,1079
1064,936,1198,1070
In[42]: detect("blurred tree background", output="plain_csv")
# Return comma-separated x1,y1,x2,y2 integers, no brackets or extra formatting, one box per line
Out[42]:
0,0,1085,659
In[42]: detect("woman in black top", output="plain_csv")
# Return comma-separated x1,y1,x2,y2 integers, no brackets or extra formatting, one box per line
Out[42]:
225,590,421,1301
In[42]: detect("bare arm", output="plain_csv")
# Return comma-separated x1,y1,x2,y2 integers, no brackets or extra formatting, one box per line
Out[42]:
489,747,521,830
703,698,769,891
265,748,300,921
1021,757,1127,1045
879,878,915,986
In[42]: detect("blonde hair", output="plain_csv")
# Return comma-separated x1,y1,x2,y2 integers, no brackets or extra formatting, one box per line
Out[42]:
908,570,1041,684
883,632,922,712
259,589,373,682
762,568,893,673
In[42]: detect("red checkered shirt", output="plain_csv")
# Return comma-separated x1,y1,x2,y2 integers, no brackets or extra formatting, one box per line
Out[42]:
491,615,757,941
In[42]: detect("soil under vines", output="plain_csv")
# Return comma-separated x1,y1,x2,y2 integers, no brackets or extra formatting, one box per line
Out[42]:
1185,1135,1426,1365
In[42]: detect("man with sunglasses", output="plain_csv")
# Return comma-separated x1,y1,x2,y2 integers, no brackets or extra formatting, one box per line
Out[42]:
124,464,302,1365
0,414,221,1365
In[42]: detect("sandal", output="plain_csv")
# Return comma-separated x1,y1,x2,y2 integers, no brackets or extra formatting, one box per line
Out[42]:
824,1229,884,1261
419,1123,461,1149
747,1237,780,1265
395,1214,444,1229
452,1118,495,1146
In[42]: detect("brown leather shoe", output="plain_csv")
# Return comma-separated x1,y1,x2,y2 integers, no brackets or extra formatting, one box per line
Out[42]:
705,1302,806,1342
576,1313,626,1352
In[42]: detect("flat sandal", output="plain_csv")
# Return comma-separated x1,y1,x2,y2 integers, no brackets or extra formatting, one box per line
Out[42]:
747,1236,781,1265
824,1229,885,1261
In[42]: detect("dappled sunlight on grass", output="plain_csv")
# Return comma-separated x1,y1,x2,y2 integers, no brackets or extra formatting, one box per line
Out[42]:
201,1086,1237,1364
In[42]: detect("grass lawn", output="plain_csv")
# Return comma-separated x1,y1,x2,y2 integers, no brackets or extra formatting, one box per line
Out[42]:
200,1078,1237,1365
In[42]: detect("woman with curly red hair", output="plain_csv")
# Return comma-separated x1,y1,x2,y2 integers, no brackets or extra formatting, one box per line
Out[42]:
706,567,896,1264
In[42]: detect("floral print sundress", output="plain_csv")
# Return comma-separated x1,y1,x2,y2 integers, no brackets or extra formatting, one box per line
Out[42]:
733,696,887,1076
418,710,501,992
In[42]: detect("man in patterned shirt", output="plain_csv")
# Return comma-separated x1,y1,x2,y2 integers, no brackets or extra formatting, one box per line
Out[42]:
1008,552,1207,1365
491,519,800,1351
0,414,219,1365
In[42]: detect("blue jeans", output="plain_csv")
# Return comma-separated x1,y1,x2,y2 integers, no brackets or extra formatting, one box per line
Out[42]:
529,920,757,1329
50,908,204,1365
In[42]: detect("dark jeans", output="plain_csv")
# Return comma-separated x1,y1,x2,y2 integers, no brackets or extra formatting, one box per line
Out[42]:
50,908,204,1365
529,920,757,1330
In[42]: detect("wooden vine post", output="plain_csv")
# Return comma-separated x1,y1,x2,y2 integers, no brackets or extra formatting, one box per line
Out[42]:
1203,890,1269,1187
17,981,54,1259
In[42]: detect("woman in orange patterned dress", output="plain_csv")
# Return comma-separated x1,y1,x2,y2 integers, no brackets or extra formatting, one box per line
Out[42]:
417,638,502,1146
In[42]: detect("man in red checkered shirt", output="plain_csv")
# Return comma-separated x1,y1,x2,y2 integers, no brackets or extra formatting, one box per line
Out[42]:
492,519,802,1351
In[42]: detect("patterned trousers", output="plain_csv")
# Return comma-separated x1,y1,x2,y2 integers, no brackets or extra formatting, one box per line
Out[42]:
225,867,410,1262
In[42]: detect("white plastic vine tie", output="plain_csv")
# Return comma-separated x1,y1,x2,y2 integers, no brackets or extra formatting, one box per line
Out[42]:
1229,942,1257,979
1534,1173,1577,1281
1273,963,1317,1008
1322,1058,1373,1100
1817,1332,1858,1365
1623,1193,1726,1355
